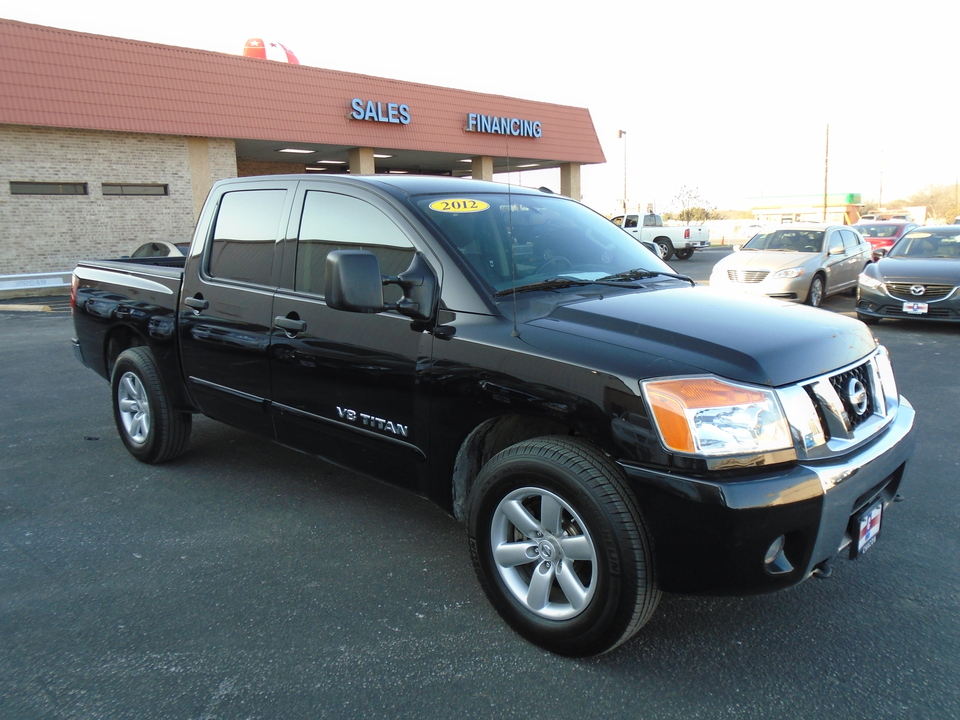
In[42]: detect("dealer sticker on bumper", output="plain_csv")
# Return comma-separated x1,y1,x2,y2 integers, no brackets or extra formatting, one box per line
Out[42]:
851,500,883,559
903,301,929,315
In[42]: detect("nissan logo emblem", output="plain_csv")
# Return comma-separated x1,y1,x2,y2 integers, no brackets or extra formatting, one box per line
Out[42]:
845,378,869,417
910,285,926,296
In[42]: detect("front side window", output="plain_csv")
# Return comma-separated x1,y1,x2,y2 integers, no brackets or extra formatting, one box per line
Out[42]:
209,189,286,285
828,231,844,254
296,191,414,298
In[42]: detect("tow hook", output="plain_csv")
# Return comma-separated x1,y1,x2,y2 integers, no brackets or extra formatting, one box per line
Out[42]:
812,560,833,579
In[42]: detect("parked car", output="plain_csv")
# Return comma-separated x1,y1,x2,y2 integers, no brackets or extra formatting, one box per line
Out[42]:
853,220,918,261
857,226,960,324
709,224,872,307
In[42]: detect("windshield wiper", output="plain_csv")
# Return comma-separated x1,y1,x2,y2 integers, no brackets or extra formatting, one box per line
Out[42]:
493,278,593,297
597,268,696,286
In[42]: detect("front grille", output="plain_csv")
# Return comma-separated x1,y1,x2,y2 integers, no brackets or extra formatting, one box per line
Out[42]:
828,363,874,431
886,282,955,300
727,269,768,283
803,357,879,441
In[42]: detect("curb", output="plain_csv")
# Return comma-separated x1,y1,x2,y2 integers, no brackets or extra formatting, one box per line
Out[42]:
1,303,54,312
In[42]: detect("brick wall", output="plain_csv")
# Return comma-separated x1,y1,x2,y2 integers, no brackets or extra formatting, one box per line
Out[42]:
0,126,237,275
237,159,309,177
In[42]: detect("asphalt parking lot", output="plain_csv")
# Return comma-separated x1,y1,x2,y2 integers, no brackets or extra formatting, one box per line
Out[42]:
2,254,959,719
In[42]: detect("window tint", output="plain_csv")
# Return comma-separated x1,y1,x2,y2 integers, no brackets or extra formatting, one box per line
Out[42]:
296,191,414,298
209,190,286,285
623,215,638,228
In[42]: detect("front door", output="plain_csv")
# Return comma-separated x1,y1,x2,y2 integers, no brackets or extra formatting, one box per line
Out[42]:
269,185,433,489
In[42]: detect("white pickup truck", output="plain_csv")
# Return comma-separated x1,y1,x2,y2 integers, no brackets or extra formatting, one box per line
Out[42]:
612,213,710,260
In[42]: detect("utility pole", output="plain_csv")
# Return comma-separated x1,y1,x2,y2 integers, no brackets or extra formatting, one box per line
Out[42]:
822,123,830,222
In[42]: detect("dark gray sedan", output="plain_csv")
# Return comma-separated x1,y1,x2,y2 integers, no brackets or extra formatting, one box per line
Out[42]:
857,226,960,324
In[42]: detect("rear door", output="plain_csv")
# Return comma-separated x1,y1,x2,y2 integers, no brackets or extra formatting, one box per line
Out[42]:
268,182,433,488
178,179,296,436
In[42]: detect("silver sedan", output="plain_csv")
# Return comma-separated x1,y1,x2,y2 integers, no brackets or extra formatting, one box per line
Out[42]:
709,224,872,307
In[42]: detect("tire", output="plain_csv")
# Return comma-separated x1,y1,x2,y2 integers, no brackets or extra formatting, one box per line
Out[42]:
654,238,674,261
673,248,694,260
467,437,660,656
111,347,192,463
806,274,825,307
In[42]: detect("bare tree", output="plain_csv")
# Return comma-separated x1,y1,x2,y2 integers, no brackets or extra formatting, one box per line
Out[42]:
665,186,716,225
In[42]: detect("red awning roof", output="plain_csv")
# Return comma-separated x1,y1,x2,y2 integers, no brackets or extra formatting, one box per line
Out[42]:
0,18,605,165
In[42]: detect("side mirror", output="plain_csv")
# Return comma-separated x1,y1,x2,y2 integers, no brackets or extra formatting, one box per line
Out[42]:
732,244,742,252
324,250,385,313
828,245,845,256
325,249,438,323
873,248,889,259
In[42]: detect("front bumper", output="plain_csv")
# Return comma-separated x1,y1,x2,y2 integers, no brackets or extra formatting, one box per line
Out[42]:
708,273,809,302
858,286,960,322
619,396,916,594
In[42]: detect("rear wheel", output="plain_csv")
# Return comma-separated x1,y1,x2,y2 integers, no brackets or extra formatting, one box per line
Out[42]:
673,248,694,260
111,347,192,463
654,238,674,261
467,437,660,656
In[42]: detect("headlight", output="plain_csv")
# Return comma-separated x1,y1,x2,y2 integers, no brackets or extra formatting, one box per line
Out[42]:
772,267,804,279
859,272,884,289
641,376,794,457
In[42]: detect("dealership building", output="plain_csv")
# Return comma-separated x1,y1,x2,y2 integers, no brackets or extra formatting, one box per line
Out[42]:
0,18,605,295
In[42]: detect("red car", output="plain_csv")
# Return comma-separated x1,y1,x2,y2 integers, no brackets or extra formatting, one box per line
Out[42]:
854,220,918,260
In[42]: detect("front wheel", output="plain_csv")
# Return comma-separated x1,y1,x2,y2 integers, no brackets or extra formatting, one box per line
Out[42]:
806,274,825,307
467,437,660,656
111,347,192,463
673,248,694,260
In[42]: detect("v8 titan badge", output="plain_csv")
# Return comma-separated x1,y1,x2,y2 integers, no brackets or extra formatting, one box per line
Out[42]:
851,500,883,559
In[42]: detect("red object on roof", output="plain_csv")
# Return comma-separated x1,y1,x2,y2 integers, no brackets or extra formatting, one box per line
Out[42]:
243,38,299,64
0,19,605,165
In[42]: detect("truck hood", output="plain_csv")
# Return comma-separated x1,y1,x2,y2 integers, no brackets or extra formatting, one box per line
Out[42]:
527,285,876,387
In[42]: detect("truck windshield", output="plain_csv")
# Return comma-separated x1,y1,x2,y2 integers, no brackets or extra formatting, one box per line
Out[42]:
414,193,672,294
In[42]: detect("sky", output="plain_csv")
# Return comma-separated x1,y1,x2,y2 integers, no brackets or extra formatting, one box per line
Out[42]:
3,0,958,215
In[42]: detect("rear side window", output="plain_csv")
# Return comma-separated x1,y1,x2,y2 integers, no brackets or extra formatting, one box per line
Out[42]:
840,229,861,250
295,191,414,299
209,189,286,285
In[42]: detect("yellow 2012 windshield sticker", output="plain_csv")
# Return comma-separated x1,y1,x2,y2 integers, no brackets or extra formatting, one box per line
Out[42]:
428,199,490,213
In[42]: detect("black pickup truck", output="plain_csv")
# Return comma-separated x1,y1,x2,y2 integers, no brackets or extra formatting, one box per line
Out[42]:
72,175,916,656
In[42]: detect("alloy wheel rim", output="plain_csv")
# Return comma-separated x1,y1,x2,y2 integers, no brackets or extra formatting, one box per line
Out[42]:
117,371,150,444
490,487,598,620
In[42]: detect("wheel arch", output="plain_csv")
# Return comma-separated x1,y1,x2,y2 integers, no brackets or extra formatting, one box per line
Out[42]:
451,413,582,522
